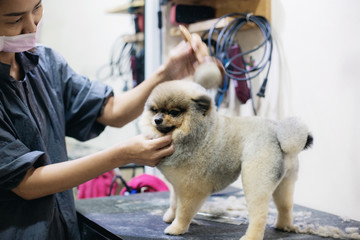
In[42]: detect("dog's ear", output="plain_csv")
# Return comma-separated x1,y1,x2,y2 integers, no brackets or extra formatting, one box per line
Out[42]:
192,95,212,116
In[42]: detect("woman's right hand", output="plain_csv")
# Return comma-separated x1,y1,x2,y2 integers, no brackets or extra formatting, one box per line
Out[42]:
162,33,210,81
118,134,174,167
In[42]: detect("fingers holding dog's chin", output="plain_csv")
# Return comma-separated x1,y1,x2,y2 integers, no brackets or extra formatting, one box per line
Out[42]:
148,133,174,149
161,142,175,156
143,143,174,167
153,134,175,158
149,134,172,146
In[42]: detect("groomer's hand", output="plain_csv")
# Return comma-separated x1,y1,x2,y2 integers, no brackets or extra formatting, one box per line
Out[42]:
119,135,174,167
163,33,210,80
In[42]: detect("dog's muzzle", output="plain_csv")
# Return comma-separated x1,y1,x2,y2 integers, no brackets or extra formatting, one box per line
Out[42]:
154,117,175,134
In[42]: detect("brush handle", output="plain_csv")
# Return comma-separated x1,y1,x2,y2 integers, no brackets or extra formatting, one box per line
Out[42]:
178,25,203,63
178,25,225,86
179,25,192,43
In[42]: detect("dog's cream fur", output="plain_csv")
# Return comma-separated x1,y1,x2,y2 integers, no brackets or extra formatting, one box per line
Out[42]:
140,76,312,240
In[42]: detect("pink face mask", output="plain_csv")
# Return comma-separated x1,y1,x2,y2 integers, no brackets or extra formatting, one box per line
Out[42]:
0,18,42,53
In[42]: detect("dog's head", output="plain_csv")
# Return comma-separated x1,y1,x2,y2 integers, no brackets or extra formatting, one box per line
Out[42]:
140,80,215,140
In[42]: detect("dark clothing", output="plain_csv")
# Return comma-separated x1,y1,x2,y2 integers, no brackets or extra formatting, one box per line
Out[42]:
0,46,113,239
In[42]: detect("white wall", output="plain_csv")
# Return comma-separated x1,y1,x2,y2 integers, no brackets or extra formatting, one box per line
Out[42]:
272,0,360,221
40,0,133,81
39,0,360,221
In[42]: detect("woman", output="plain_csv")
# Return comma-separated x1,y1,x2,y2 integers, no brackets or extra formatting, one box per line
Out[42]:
0,0,210,239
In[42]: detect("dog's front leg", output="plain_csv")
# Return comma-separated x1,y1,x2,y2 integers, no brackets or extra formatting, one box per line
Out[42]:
164,188,209,235
163,185,177,223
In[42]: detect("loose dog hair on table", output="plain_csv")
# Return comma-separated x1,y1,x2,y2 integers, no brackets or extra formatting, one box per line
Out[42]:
139,66,313,240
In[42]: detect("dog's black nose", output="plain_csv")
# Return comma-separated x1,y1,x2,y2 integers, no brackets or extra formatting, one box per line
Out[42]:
154,118,163,125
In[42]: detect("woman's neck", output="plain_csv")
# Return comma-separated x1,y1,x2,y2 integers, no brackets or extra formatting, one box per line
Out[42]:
0,52,24,81
0,52,15,65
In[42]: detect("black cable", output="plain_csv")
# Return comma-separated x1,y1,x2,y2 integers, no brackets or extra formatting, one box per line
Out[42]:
108,174,134,196
205,13,273,99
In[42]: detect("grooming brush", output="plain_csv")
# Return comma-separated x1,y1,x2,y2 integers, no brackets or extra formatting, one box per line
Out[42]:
179,25,224,89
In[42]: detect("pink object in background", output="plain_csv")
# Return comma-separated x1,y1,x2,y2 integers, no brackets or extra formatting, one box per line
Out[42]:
77,170,118,199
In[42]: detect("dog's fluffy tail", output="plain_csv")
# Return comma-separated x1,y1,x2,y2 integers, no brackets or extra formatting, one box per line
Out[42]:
277,117,313,155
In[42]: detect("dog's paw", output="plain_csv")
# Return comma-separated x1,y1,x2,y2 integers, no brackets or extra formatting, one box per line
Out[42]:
163,208,175,223
275,217,294,231
240,234,263,240
240,235,251,240
164,223,188,235
275,223,296,232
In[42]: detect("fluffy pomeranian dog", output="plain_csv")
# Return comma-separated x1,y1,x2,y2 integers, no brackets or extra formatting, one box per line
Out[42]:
139,72,313,240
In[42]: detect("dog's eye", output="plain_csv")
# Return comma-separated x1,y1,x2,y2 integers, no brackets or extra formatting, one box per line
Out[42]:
169,110,181,117
150,107,158,114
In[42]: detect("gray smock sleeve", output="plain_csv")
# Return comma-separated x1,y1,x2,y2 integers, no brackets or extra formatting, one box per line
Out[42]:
64,77,113,141
46,48,114,141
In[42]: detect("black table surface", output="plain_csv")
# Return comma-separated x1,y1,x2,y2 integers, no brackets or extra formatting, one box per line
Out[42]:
75,188,360,240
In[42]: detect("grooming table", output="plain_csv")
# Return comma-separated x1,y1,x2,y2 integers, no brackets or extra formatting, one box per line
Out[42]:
75,188,360,240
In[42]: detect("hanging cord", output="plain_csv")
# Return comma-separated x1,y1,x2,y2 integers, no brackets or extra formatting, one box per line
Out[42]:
96,35,134,83
205,13,273,105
